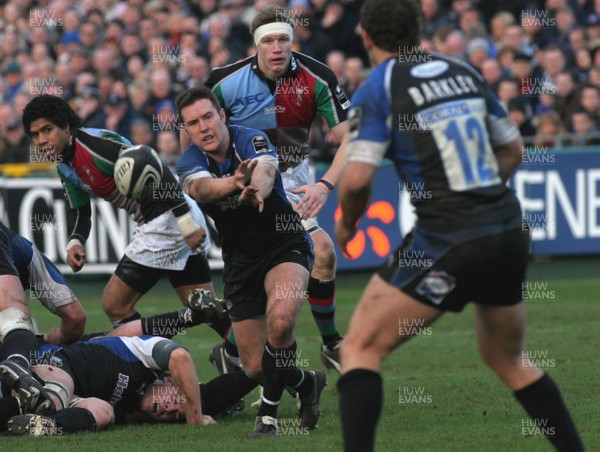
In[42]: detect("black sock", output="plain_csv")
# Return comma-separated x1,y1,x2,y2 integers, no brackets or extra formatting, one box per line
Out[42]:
307,277,340,345
514,374,585,452
1,329,38,367
111,312,141,329
287,368,314,398
141,312,184,339
257,341,296,418
0,396,21,432
200,371,259,417
208,315,232,339
338,369,383,452
52,407,97,433
223,334,239,358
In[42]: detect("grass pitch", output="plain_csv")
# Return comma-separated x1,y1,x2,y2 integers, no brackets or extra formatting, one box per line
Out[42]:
5,257,599,451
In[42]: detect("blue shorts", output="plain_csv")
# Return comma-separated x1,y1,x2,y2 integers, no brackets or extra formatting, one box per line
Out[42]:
378,216,529,312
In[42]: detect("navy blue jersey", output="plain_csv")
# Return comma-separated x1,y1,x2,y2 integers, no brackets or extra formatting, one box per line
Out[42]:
177,125,309,264
347,54,522,231
39,336,169,422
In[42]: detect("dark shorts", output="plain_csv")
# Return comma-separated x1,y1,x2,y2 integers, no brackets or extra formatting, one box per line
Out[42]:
115,252,212,294
224,239,313,322
0,228,18,277
378,216,529,312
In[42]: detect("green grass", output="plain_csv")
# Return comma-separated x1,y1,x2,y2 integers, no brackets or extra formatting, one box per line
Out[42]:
6,257,599,451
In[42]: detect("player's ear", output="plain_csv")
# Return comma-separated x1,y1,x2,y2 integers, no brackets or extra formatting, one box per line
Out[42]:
219,108,226,121
359,26,373,51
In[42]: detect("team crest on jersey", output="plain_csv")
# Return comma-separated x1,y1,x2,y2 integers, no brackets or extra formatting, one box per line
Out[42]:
335,84,351,109
410,61,449,79
252,135,270,153
347,107,362,139
416,270,456,305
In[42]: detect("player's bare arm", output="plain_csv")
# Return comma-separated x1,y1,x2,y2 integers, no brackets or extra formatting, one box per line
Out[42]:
493,137,523,182
239,162,276,213
188,159,258,203
44,303,86,345
335,161,377,257
293,123,350,220
167,347,214,425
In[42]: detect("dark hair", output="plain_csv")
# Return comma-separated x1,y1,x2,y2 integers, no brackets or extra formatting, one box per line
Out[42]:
22,95,82,135
250,4,294,35
360,0,421,52
175,87,222,118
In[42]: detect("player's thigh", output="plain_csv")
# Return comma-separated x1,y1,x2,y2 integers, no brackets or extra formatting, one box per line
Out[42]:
343,274,443,372
71,397,115,430
0,274,27,311
265,262,309,325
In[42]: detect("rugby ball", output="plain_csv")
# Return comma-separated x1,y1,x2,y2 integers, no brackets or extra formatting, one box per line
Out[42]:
114,145,163,201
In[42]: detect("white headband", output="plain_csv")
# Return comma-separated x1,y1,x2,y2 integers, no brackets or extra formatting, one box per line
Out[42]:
253,22,294,47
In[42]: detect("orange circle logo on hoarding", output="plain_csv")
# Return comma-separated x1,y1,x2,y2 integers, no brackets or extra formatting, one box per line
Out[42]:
334,201,395,260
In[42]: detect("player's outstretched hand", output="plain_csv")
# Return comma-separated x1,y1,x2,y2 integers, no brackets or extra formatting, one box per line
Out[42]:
334,220,356,259
66,244,86,272
291,183,329,220
185,227,207,253
234,159,258,190
239,184,264,212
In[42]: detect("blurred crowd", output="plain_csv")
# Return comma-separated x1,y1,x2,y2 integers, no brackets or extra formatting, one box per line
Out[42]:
1,0,600,166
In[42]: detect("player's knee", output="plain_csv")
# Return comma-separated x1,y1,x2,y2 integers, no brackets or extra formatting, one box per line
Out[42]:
74,397,115,430
266,316,295,345
0,307,34,342
312,235,337,273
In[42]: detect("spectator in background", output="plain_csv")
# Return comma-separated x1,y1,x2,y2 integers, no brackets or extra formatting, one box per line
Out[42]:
140,69,178,122
421,0,452,39
540,45,567,94
102,94,139,140
327,50,346,85
156,130,181,171
535,92,557,115
568,108,600,145
481,58,504,92
342,57,364,99
552,6,578,60
496,45,517,72
0,112,32,163
432,26,454,54
466,37,489,71
293,12,335,63
534,110,566,147
497,77,519,107
586,14,600,40
459,7,485,35
508,98,536,138
578,83,600,127
77,86,106,129
445,30,467,60
568,28,589,53
129,118,155,148
511,52,540,111
490,11,516,48
69,48,92,75
553,71,579,129
3,61,23,102
79,22,102,51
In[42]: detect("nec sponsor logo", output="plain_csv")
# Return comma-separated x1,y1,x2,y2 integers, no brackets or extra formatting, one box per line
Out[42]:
231,93,267,108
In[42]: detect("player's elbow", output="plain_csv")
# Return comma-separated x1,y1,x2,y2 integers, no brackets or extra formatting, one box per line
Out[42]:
169,347,193,369
59,303,86,344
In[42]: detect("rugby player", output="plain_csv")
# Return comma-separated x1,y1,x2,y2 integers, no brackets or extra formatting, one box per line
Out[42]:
182,5,350,372
335,1,585,451
176,87,326,438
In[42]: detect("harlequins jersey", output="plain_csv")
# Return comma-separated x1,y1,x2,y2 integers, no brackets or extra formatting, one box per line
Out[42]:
206,52,350,170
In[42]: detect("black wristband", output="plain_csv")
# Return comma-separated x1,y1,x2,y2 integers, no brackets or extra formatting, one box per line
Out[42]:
318,179,334,191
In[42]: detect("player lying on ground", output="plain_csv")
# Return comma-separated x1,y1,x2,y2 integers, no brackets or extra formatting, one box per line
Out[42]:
0,221,86,416
0,335,259,435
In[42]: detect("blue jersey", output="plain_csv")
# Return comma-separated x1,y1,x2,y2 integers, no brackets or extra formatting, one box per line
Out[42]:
38,336,170,422
177,125,309,264
0,222,75,313
347,54,522,231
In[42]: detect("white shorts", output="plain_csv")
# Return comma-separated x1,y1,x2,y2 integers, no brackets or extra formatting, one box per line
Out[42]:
124,194,210,270
281,159,320,233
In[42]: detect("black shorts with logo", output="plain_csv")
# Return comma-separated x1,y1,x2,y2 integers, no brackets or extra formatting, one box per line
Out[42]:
378,216,529,312
224,237,313,322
